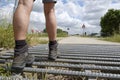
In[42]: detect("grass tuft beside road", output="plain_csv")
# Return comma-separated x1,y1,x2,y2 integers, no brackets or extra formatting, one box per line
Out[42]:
0,23,67,49
0,24,49,49
100,34,120,43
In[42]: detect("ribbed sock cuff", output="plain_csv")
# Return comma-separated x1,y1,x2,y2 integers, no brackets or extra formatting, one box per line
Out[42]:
15,40,27,49
49,40,57,45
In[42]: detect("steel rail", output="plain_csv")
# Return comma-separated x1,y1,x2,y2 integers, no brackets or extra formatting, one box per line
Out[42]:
0,56,12,59
4,52,120,58
35,55,120,62
32,62,120,71
0,77,30,80
30,52,120,58
29,49,120,53
0,59,6,63
28,50,120,56
23,67,120,79
35,58,120,66
5,51,120,60
1,54,120,62
58,56,120,61
1,54,120,63
1,56,120,66
1,53,120,62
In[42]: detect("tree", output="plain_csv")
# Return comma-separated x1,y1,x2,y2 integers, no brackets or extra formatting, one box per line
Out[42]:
100,9,120,36
43,28,67,34
42,28,68,37
43,28,47,33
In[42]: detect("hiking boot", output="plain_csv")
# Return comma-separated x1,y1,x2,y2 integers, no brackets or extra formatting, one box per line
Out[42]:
48,42,58,60
11,45,28,73
26,54,35,67
11,45,35,73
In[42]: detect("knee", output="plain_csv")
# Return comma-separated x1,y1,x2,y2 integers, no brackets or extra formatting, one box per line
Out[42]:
45,8,55,16
18,0,33,12
44,3,55,16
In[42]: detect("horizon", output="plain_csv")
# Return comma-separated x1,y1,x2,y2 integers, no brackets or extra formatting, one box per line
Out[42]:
0,0,120,34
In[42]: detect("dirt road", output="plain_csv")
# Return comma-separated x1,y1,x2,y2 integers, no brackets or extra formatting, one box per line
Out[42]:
58,36,120,45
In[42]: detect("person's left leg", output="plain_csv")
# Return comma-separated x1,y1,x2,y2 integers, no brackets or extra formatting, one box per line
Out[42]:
43,0,58,60
44,2,57,41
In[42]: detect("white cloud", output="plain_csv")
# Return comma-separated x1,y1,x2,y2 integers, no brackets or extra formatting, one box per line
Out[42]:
32,0,43,12
0,0,120,34
0,3,14,23
81,0,120,34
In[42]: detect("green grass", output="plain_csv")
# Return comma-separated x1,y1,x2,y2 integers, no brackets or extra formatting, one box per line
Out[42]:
0,24,14,49
0,23,68,49
100,34,120,43
0,63,11,77
0,24,48,49
57,33,68,37
27,34,48,46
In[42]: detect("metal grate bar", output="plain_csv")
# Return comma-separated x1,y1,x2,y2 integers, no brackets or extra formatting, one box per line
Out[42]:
59,56,120,61
23,67,120,79
1,54,120,62
29,50,120,55
0,59,6,63
32,62,120,71
32,53,120,58
35,58,120,66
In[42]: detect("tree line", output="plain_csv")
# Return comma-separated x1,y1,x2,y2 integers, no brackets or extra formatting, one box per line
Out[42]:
100,9,120,36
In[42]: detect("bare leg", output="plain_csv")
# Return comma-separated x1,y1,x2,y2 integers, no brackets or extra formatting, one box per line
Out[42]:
12,0,34,74
44,2,58,60
13,0,33,40
44,3,57,41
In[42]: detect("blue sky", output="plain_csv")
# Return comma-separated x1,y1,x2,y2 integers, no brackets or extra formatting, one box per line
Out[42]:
0,0,120,34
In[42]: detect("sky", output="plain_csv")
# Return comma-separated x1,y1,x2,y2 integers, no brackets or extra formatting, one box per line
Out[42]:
0,0,120,34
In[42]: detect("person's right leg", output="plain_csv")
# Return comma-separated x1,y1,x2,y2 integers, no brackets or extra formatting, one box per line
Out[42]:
12,0,34,74
13,0,33,40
